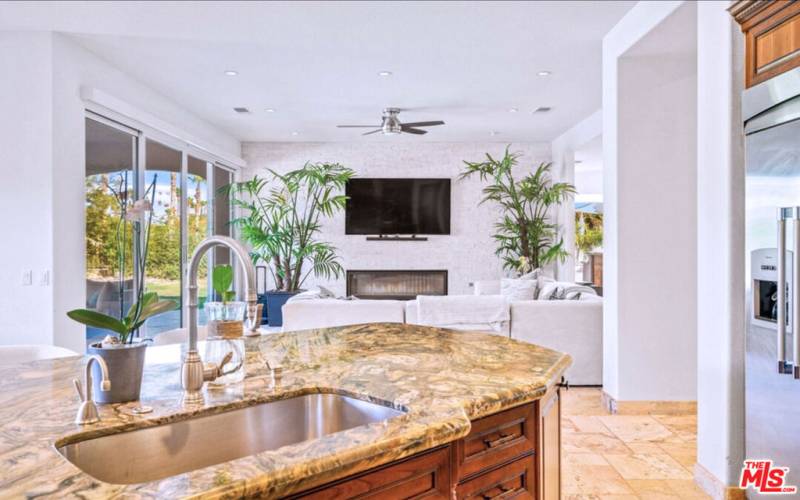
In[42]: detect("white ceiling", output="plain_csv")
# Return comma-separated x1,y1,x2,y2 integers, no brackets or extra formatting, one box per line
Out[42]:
0,1,634,143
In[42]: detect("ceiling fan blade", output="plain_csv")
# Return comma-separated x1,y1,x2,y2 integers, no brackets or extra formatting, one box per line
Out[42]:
401,127,428,135
337,125,381,128
362,129,383,136
401,121,445,128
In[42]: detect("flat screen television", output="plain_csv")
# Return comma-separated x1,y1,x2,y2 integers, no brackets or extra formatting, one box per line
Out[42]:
345,178,451,235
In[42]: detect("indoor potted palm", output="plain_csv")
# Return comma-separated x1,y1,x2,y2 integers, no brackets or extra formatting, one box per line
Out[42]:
460,147,576,273
68,180,176,403
226,162,354,326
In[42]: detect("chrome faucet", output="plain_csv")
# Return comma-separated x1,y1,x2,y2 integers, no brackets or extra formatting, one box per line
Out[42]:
182,235,259,404
73,355,111,425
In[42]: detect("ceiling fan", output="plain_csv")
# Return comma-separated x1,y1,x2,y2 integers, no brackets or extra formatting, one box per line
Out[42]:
337,108,445,136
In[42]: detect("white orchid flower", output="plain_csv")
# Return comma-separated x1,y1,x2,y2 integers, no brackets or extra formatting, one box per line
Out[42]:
124,198,153,222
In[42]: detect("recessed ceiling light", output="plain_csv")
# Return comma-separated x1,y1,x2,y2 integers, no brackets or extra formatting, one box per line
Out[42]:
532,106,552,114
509,108,519,113
233,107,250,114
575,160,583,164
490,131,500,136
265,108,276,113
378,70,393,77
537,71,551,77
224,70,239,76
291,131,299,136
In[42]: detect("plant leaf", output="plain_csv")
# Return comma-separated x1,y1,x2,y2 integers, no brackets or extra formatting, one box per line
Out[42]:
212,265,234,297
131,299,178,331
67,309,128,336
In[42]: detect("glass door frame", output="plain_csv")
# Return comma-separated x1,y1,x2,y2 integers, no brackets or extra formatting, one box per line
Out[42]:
85,109,239,335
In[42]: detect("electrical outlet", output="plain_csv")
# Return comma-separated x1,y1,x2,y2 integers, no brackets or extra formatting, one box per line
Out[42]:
39,270,50,286
22,270,32,286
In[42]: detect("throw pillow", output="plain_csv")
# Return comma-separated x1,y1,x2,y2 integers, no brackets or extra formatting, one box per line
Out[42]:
500,278,537,301
537,279,558,300
538,282,598,300
563,284,597,298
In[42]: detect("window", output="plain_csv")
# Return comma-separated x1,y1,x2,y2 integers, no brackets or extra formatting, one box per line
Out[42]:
212,165,233,298
84,117,137,346
188,156,210,322
84,115,235,344
143,139,183,335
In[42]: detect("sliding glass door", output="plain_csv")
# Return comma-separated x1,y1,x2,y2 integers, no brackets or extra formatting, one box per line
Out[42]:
84,115,234,344
84,117,137,345
187,156,210,322
143,139,183,335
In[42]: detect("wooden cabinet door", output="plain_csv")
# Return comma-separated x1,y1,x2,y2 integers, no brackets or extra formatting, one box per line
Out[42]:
732,1,800,87
537,388,561,500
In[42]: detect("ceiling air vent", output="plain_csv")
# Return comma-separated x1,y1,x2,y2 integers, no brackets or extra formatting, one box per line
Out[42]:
533,106,552,114
233,107,251,114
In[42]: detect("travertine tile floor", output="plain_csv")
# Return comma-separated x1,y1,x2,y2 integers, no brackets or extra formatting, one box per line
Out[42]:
561,387,710,499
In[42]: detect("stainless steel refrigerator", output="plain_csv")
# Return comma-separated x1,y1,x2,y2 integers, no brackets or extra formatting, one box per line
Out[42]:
745,68,800,498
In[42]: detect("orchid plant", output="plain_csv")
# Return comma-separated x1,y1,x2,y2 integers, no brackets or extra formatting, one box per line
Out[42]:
69,176,176,345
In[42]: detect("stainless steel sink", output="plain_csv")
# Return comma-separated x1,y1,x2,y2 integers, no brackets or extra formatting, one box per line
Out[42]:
57,393,405,484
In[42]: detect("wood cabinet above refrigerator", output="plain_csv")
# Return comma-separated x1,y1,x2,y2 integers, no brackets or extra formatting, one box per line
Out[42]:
732,0,800,88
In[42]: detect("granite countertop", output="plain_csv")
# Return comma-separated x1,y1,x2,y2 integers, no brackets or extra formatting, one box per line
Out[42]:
0,323,571,499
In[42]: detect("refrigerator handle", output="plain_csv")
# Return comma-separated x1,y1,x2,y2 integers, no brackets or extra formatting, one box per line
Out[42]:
778,209,789,374
794,212,800,379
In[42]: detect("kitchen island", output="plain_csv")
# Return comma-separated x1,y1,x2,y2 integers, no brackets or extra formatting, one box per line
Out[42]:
0,323,571,499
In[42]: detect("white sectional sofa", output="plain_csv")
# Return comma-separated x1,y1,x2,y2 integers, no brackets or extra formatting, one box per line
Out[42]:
281,292,602,386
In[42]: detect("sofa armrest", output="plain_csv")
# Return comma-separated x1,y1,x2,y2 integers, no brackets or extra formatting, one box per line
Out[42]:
510,300,602,385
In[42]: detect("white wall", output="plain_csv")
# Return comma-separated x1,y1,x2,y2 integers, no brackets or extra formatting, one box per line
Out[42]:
696,0,745,490
242,142,550,295
0,32,241,352
603,1,698,401
0,32,54,346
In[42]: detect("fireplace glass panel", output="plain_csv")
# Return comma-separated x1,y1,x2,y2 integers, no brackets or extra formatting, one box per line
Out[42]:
347,270,448,300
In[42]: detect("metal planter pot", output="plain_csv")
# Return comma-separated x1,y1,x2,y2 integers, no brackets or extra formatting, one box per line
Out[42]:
87,341,147,404
265,291,300,327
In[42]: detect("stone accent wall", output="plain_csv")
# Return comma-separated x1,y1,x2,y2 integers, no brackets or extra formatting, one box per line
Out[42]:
242,142,551,296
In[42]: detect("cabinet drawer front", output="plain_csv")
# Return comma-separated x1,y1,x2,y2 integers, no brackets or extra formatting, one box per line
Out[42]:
454,403,535,480
296,446,451,500
455,455,535,500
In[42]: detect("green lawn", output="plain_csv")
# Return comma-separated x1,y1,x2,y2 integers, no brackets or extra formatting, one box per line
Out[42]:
147,278,208,301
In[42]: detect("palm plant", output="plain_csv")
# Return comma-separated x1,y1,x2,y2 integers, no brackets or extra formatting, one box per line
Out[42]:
575,211,603,257
460,147,576,272
226,162,354,292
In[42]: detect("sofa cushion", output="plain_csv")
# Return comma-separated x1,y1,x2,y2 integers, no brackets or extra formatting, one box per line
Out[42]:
282,298,405,332
406,299,510,336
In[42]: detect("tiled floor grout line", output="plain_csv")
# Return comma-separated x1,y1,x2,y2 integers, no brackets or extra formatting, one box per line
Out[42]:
561,388,709,499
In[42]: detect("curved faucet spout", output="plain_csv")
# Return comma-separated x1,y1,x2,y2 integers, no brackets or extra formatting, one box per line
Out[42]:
187,235,258,352
182,235,258,404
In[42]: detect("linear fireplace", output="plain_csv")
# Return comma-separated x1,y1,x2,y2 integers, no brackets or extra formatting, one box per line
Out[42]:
346,270,448,300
